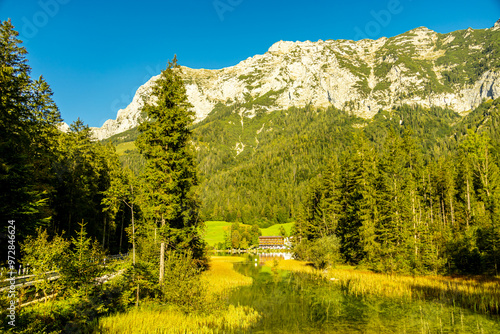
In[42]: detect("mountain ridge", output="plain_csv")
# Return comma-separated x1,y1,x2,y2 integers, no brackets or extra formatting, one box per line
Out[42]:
88,20,500,140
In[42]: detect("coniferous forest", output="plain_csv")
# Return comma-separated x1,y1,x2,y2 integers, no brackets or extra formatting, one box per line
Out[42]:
1,17,500,333
1,20,208,332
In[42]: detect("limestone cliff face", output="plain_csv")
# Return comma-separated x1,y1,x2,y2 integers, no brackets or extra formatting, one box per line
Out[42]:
90,75,159,140
91,21,500,140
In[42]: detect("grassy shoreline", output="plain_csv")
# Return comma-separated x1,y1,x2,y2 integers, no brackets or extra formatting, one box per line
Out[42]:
266,259,500,316
97,256,259,333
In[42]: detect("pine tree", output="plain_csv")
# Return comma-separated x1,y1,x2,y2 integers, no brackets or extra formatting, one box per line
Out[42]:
0,20,62,237
61,221,104,297
335,134,380,265
296,177,324,241
377,130,412,273
0,19,34,231
21,228,69,302
456,141,476,229
136,56,206,285
355,136,382,269
279,225,287,237
460,130,500,274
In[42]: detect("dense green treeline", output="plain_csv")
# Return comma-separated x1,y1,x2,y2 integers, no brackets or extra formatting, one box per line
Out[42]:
194,105,362,226
294,99,500,275
192,102,483,227
0,20,127,255
111,104,361,225
115,100,500,231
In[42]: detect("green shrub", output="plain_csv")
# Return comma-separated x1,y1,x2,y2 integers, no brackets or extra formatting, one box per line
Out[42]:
161,251,208,313
294,235,341,270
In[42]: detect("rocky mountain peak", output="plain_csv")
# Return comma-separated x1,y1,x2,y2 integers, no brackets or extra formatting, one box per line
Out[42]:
90,22,500,140
493,18,500,31
268,40,297,54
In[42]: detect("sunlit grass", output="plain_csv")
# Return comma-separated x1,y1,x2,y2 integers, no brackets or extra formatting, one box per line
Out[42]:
114,141,136,156
202,221,232,246
98,256,258,333
327,268,500,315
98,303,260,334
202,256,253,297
260,222,294,236
266,259,500,316
264,258,316,275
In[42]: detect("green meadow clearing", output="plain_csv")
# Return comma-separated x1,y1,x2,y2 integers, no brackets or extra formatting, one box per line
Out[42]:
115,141,136,156
260,222,293,237
202,221,232,246
202,221,294,247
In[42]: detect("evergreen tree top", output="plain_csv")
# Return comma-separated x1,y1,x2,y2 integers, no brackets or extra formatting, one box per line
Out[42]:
0,19,30,77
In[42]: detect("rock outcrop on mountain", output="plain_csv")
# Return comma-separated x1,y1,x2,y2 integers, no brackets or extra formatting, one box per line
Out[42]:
90,20,500,140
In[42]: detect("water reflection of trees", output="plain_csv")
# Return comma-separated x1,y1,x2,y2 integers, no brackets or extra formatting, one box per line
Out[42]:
229,257,500,333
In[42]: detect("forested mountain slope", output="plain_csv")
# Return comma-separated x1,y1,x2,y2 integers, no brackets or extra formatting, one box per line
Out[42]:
109,97,500,227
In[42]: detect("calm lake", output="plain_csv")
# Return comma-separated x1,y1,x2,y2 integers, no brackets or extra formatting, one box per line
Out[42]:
227,254,500,333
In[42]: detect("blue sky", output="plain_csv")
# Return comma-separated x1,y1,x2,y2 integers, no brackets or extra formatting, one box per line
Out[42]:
1,0,499,127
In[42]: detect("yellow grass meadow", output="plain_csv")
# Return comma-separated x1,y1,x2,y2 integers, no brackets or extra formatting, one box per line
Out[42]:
98,256,258,334
202,256,253,297
266,259,500,316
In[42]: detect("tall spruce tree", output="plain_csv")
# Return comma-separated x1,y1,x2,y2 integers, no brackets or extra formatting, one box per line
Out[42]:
337,142,365,264
0,20,62,239
136,56,206,285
